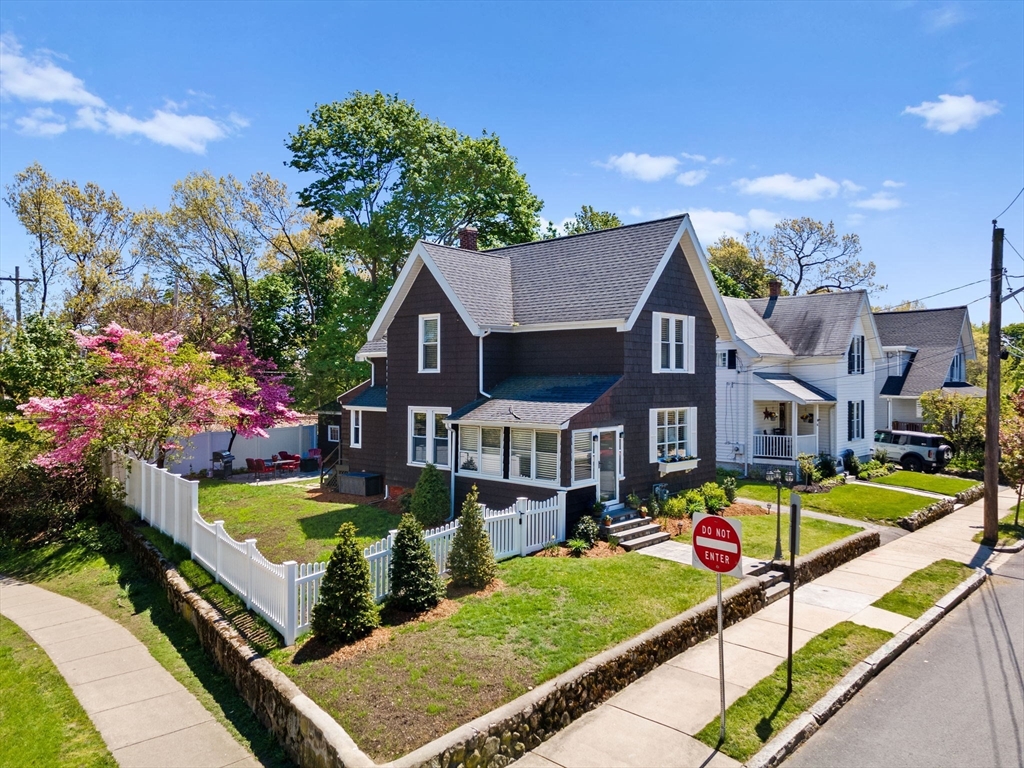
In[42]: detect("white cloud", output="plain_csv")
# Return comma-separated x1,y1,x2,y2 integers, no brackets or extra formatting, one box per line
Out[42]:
851,192,903,211
681,152,707,163
15,107,66,136
734,173,840,201
1,33,244,153
687,208,781,244
882,180,905,188
841,180,866,194
709,156,730,166
676,169,709,186
903,94,1001,134
747,208,781,230
599,152,680,182
925,4,965,31
627,206,643,218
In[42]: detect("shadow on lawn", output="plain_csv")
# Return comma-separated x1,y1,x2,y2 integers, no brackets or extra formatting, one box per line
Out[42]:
298,507,395,545
755,689,792,742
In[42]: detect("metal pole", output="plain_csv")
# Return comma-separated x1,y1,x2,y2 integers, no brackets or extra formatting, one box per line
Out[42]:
717,572,725,742
774,479,783,561
14,266,21,326
787,509,797,693
983,223,1003,544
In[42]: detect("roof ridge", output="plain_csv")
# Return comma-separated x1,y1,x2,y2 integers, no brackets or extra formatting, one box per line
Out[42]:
749,289,866,302
483,214,687,253
421,240,511,261
873,306,968,316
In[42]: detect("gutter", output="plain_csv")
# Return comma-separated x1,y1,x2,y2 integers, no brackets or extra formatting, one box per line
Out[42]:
478,330,492,398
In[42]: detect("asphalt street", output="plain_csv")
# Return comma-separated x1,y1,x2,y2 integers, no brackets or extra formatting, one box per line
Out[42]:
786,549,1024,768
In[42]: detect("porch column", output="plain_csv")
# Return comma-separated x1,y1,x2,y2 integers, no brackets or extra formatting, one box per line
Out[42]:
790,401,798,459
814,404,820,455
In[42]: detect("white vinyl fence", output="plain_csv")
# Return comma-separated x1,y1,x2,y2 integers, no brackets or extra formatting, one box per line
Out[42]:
108,453,565,644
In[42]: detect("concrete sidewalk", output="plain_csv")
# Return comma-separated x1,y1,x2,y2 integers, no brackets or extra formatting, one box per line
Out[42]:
514,487,1017,768
0,577,259,768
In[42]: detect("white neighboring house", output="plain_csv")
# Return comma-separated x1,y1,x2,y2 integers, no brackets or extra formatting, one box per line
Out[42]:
873,306,983,431
716,283,883,473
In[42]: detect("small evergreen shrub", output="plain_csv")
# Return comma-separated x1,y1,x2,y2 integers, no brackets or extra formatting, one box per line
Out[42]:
398,490,413,513
816,453,837,479
845,454,862,476
873,447,890,465
567,538,589,557
661,494,688,519
388,514,445,613
700,482,729,513
410,463,449,529
448,485,497,588
684,490,707,517
721,476,737,503
311,522,380,644
797,454,820,484
571,516,601,548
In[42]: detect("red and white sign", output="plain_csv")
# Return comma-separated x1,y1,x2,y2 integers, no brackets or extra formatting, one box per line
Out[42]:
691,513,744,578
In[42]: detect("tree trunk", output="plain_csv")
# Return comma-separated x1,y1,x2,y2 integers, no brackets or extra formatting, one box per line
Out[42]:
1015,483,1021,528
227,428,237,453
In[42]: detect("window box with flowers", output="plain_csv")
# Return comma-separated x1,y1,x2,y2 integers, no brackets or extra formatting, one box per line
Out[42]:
650,407,699,475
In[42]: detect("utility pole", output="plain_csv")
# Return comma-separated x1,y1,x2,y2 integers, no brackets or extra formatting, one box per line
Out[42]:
0,266,39,326
983,222,1004,544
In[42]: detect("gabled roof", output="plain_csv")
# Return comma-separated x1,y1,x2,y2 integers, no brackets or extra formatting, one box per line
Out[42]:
446,376,620,428
873,306,976,397
723,298,794,356
365,215,737,344
355,339,387,360
746,291,873,357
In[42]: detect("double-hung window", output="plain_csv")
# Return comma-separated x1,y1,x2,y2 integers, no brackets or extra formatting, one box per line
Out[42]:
847,400,864,441
848,335,865,375
409,407,450,467
649,407,697,462
652,312,695,373
350,410,362,448
327,424,340,443
572,430,594,483
419,314,440,373
947,350,965,382
510,428,559,483
458,426,502,476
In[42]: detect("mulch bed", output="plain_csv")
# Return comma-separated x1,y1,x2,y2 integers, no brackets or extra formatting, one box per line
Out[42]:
659,502,772,537
533,540,624,558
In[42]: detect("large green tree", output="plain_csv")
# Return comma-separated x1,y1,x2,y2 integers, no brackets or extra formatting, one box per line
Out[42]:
707,236,771,298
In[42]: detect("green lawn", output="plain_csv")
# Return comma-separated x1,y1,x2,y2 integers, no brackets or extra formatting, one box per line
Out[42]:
674,513,859,560
198,479,399,563
271,553,732,761
872,559,975,618
0,531,291,767
972,508,1024,548
869,471,980,496
695,622,892,761
735,480,926,524
0,616,115,768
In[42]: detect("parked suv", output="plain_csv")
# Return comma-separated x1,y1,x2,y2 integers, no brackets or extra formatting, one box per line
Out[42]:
873,429,952,473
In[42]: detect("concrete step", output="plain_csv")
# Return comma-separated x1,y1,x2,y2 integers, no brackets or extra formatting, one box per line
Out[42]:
602,516,648,537
764,581,790,605
619,531,671,552
611,522,665,543
758,570,786,589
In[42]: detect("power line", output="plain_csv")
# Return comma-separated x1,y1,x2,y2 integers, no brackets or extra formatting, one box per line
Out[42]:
1003,235,1023,265
994,186,1024,221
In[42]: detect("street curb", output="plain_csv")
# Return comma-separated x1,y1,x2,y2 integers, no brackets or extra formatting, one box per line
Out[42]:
742,567,989,768
993,539,1024,553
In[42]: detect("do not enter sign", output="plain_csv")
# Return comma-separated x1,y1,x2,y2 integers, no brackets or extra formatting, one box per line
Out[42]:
691,513,743,578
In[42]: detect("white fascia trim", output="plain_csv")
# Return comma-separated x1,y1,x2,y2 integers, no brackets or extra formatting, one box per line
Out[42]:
624,215,740,348
484,318,626,333
445,418,567,431
342,405,387,412
366,241,482,342
337,379,372,401
881,345,919,353
859,293,885,360
354,351,387,362
960,312,977,360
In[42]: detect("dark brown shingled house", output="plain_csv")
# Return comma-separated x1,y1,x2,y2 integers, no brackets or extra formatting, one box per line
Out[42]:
337,215,736,530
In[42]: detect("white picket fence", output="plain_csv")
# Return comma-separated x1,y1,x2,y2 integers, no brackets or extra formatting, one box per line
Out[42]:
108,452,565,644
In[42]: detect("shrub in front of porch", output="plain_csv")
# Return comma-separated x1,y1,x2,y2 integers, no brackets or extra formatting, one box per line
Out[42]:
410,463,449,529
388,514,445,613
448,485,497,588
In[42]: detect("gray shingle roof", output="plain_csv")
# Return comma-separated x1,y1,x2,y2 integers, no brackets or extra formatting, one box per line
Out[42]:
723,297,794,356
746,291,867,357
873,307,971,397
347,386,387,409
356,339,387,358
447,376,620,426
420,242,514,327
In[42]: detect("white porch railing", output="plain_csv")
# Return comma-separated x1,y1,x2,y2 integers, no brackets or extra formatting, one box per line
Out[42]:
752,433,794,460
108,452,566,644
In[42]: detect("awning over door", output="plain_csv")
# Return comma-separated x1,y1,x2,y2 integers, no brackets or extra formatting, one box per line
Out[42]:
753,373,835,405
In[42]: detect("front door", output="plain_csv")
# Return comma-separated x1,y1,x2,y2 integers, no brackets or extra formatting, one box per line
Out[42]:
598,429,618,503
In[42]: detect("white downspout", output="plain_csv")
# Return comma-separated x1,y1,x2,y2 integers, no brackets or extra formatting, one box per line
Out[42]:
478,330,492,398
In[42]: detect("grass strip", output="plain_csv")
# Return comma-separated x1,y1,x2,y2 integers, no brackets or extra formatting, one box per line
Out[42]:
870,471,979,496
695,622,892,762
673,513,859,560
972,509,1024,548
735,481,925,523
872,559,975,618
0,524,292,768
0,616,116,768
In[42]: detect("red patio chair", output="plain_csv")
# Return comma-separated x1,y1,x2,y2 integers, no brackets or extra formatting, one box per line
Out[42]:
253,459,275,481
278,451,300,472
245,457,258,478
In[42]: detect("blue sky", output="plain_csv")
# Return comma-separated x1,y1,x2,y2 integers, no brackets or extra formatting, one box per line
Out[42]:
1,0,1022,324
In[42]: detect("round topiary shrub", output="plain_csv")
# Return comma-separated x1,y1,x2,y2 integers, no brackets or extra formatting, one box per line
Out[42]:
311,522,379,644
410,463,450,529
448,485,497,588
388,513,445,613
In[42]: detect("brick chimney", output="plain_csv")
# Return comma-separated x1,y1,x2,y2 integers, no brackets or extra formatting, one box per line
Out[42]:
768,279,782,298
459,226,478,251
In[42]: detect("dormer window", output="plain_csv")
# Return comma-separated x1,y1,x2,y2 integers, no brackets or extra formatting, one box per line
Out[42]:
652,312,695,373
848,335,865,375
947,351,965,382
419,314,440,373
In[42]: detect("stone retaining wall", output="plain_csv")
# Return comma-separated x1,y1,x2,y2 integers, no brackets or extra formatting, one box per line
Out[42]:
954,483,985,506
772,529,880,584
897,498,956,532
108,508,375,768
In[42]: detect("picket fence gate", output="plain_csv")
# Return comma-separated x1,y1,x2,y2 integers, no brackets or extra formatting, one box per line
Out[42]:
108,453,565,645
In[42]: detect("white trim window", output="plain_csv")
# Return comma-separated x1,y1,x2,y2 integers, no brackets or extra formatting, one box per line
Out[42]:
716,351,729,368
327,424,340,443
350,410,362,448
847,400,864,441
409,407,451,467
947,350,965,383
458,425,502,476
652,312,695,373
572,430,594,484
510,428,559,483
649,407,697,462
848,335,865,375
418,314,440,373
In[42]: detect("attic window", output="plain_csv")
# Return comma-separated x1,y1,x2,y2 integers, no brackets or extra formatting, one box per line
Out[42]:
947,351,965,383
848,335,865,375
419,314,440,373
652,312,695,374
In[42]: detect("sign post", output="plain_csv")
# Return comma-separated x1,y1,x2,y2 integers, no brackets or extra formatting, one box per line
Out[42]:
692,513,743,742
787,492,802,693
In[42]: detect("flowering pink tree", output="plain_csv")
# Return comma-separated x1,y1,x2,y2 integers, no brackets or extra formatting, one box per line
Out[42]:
21,324,238,469
210,339,301,452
